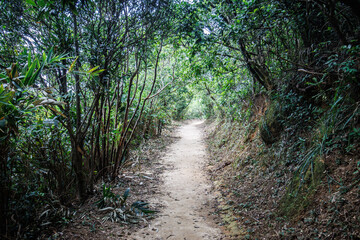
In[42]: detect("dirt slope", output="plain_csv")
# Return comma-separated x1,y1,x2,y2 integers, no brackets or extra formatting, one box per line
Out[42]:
130,120,224,240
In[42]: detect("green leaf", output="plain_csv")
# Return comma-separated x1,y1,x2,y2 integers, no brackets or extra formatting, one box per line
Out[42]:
28,60,45,86
23,59,37,85
27,51,32,69
25,0,37,7
68,56,78,73
87,66,100,73
91,69,105,75
122,188,130,201
131,201,157,214
46,47,53,64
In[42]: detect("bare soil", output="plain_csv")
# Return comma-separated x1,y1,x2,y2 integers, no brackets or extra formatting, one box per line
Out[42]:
130,120,225,240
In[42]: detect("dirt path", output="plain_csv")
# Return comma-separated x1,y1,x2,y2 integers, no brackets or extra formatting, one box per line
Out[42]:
131,120,224,240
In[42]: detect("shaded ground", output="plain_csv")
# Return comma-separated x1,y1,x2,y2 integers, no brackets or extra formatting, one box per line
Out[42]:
58,121,227,239
58,125,178,239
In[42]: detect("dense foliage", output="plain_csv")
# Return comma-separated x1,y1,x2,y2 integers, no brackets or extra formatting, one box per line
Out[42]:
0,0,185,237
1,0,359,238
186,0,360,238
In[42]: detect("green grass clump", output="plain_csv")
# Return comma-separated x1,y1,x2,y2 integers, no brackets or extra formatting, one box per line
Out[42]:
279,156,325,219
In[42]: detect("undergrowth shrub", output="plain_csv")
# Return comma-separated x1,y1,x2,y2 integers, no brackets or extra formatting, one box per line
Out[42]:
96,185,156,224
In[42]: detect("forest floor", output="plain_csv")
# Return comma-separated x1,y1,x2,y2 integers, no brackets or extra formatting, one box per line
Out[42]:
59,120,228,240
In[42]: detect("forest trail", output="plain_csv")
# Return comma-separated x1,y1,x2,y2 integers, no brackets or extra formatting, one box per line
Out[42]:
131,121,224,240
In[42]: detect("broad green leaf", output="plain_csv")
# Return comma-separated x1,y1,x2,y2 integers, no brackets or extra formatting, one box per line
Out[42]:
25,0,37,6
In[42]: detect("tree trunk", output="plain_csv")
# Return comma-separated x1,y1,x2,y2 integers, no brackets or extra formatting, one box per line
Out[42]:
0,137,9,237
71,140,87,201
72,13,88,201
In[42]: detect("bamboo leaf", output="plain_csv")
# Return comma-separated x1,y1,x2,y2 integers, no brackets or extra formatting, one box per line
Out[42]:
23,59,37,85
47,106,67,118
91,69,105,76
46,47,54,64
27,51,31,69
87,66,99,73
68,56,78,73
28,60,45,86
